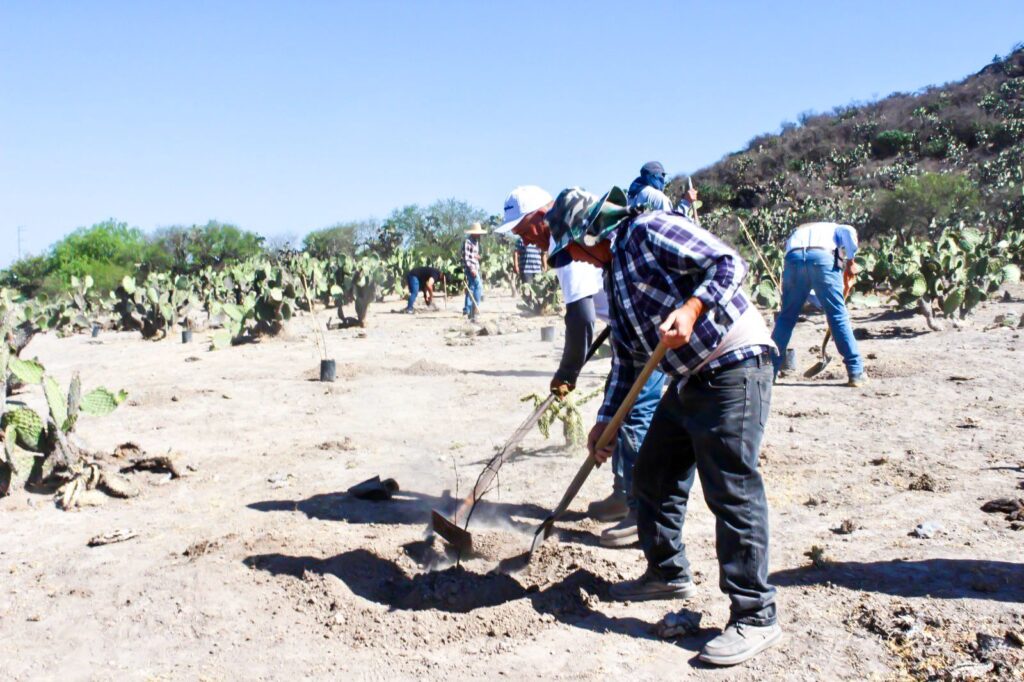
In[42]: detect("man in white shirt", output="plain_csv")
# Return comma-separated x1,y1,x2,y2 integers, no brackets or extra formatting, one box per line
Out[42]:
499,185,664,548
771,222,865,386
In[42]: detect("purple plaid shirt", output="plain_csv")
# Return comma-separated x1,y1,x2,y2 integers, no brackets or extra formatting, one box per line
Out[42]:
598,211,768,423
463,237,480,278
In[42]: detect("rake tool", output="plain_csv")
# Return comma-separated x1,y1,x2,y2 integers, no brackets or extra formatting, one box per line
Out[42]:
432,326,611,552
530,341,668,554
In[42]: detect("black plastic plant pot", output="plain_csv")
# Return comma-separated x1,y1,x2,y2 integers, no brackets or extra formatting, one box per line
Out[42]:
320,359,337,382
541,326,556,342
91,325,101,338
182,330,193,344
782,348,797,371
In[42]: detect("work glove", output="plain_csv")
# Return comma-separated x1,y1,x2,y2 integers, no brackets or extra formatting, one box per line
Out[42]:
550,378,575,400
658,297,705,349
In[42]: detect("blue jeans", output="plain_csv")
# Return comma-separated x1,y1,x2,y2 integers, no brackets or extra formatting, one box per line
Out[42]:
405,276,420,311
463,274,483,315
771,249,863,378
613,370,666,509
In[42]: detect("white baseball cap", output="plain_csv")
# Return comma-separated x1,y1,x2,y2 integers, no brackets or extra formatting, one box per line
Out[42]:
495,185,553,234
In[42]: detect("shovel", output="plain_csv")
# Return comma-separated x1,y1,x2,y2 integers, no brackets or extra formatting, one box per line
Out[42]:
804,278,854,379
432,326,611,552
530,341,668,554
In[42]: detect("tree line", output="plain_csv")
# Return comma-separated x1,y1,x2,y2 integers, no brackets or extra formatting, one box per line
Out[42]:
2,199,494,297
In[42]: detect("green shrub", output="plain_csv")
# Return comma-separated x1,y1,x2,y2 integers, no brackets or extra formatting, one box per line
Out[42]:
871,173,980,238
920,137,950,159
871,129,916,158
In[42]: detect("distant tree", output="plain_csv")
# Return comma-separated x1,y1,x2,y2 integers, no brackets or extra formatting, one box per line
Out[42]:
0,254,53,297
303,222,366,258
150,221,265,272
48,219,152,292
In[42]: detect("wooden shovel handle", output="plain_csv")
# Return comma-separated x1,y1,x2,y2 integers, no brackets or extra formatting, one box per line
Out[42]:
546,342,669,521
595,342,668,451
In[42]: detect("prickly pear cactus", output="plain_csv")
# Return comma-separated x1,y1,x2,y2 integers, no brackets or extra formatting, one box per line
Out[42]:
2,407,46,451
79,387,127,416
43,376,69,432
9,358,44,385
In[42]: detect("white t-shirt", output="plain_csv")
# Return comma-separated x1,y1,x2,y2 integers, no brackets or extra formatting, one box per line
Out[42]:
549,236,605,306
785,222,859,260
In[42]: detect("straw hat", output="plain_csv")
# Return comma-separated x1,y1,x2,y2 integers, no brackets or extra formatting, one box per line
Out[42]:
464,222,488,235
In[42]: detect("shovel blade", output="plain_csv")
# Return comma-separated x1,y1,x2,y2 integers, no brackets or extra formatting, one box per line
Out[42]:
431,509,473,553
529,517,555,555
803,354,832,378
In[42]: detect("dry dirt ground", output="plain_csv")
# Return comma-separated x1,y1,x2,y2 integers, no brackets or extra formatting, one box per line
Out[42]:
2,288,1023,681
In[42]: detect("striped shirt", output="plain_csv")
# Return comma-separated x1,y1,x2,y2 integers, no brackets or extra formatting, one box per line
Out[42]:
462,237,480,278
598,211,770,423
516,239,543,276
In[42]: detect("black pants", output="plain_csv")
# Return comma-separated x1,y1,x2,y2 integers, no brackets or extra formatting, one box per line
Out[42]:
634,357,777,626
553,296,596,386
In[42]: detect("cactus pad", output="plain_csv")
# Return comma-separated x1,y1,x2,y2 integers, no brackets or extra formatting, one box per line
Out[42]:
2,407,45,451
79,387,127,416
43,376,68,430
8,358,45,385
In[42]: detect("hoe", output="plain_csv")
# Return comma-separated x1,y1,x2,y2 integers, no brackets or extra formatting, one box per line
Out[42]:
432,327,610,552
530,341,668,554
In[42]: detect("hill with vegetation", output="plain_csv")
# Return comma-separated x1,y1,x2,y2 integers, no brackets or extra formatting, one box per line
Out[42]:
671,45,1024,247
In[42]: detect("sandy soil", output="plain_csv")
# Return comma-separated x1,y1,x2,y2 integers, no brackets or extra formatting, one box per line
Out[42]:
2,288,1023,681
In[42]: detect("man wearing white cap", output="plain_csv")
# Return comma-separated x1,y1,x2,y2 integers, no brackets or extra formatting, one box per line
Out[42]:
499,186,661,548
497,186,607,396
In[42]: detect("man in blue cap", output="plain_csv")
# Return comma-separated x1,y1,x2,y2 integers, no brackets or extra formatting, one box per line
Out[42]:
546,187,781,667
626,161,699,217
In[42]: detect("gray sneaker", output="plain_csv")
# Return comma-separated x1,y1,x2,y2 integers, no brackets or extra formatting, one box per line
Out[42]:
587,492,628,523
609,569,697,602
699,622,783,666
599,511,638,548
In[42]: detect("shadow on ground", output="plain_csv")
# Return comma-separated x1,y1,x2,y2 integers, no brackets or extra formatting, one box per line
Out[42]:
247,488,586,527
772,558,1024,603
244,548,653,638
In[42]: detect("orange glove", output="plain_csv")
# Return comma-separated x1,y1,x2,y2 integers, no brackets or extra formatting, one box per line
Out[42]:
843,260,857,297
550,378,574,400
658,298,705,349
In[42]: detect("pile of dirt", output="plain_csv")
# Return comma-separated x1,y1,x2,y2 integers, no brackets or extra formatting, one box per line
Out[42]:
398,360,459,376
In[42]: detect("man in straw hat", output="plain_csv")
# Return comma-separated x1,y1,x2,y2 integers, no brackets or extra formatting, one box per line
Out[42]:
500,186,665,548
462,222,487,318
546,187,781,666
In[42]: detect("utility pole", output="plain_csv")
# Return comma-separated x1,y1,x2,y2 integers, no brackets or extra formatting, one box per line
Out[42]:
17,225,24,260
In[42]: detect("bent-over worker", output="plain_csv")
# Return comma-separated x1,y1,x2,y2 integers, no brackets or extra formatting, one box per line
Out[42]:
403,266,441,314
770,222,865,386
546,186,781,667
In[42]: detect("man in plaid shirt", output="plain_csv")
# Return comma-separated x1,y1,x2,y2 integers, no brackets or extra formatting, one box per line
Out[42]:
547,187,780,667
462,222,486,317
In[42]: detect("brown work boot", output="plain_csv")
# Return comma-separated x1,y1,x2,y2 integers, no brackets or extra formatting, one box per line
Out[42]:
609,569,698,602
599,510,638,548
587,491,628,522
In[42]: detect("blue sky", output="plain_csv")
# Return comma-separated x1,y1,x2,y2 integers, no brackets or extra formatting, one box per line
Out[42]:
1,1,1022,266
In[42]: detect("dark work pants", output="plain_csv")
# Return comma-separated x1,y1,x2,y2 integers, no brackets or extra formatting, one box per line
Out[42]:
634,359,777,626
553,296,596,386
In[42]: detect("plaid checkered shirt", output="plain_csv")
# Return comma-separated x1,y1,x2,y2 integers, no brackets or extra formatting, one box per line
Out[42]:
598,211,769,423
462,237,480,278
